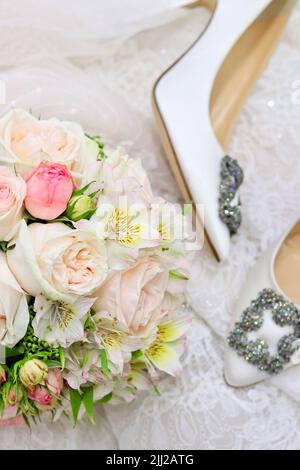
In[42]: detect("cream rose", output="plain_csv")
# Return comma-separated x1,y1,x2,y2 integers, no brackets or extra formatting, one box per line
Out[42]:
0,252,29,348
0,109,99,184
0,166,26,241
94,258,169,337
7,221,108,301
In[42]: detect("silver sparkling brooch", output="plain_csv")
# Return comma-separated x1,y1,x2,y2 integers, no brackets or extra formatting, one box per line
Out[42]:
219,155,244,236
228,289,300,375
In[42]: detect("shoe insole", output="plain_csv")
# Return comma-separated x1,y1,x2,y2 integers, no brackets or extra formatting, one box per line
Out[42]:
275,222,300,306
209,0,296,150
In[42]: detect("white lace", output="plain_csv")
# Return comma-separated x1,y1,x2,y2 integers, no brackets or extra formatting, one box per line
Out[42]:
1,0,300,450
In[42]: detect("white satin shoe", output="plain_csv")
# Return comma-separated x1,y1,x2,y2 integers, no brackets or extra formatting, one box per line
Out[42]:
224,220,300,387
153,0,296,261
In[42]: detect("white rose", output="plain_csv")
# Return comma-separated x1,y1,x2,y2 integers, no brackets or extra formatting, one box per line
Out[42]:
0,108,99,184
0,166,26,241
0,252,29,348
7,221,108,301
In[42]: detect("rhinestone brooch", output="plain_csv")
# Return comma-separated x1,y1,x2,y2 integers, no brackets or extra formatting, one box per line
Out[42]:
228,289,300,375
219,155,244,236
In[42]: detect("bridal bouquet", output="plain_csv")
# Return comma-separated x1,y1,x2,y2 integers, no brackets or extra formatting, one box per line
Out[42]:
0,109,192,427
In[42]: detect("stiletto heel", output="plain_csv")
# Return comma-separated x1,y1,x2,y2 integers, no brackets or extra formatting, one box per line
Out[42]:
153,0,296,261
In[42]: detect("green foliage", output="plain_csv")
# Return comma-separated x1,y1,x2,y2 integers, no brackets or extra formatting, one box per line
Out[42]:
0,241,15,253
82,386,95,425
69,388,82,427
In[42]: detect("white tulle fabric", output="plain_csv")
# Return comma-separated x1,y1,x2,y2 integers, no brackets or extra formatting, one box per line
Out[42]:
1,0,300,450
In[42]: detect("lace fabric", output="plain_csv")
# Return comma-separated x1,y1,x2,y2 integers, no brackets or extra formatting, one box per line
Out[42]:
0,0,300,450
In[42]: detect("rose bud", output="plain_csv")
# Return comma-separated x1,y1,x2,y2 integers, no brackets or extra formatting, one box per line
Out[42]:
65,193,95,222
19,359,48,387
44,369,63,396
25,162,75,220
3,384,23,406
0,365,6,385
27,384,56,408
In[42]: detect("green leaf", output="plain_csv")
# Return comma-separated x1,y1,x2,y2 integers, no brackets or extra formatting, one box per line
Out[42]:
45,359,61,368
22,412,32,430
72,181,96,197
82,387,95,425
4,346,24,358
131,350,144,363
0,241,8,252
84,313,96,332
0,398,4,417
96,392,113,404
59,347,65,369
69,388,82,427
100,349,110,378
169,270,189,281
153,384,161,396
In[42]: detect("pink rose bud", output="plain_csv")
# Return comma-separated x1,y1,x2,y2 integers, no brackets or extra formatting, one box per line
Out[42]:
25,162,75,220
3,384,23,406
44,368,63,396
19,359,48,387
0,365,6,385
27,385,56,408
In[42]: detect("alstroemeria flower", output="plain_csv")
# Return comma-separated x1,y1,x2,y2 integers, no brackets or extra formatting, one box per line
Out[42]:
93,367,152,405
78,202,161,269
89,314,143,375
63,343,104,389
144,315,192,377
32,295,95,347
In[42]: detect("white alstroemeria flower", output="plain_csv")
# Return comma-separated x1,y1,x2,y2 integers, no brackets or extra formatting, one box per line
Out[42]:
0,252,29,348
144,315,192,377
63,343,105,389
0,108,99,185
7,221,108,302
89,314,143,375
77,202,161,270
32,295,95,348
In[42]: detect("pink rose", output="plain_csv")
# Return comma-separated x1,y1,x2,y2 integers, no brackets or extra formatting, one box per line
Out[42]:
25,162,75,220
27,385,54,406
27,368,63,408
94,258,169,337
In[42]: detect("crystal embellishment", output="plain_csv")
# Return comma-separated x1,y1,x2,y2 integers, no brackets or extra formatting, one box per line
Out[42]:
219,155,244,236
228,289,300,375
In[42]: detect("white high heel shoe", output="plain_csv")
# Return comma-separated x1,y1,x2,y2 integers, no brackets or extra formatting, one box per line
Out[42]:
153,0,296,261
224,220,300,387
